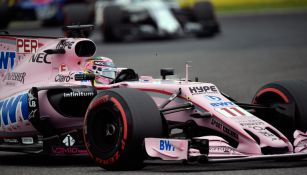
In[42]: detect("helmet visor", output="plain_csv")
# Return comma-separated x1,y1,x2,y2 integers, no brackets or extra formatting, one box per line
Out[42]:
94,67,116,79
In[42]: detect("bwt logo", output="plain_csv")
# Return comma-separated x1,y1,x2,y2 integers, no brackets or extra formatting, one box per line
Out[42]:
160,140,175,151
17,38,38,54
0,51,16,70
210,102,234,107
0,93,28,127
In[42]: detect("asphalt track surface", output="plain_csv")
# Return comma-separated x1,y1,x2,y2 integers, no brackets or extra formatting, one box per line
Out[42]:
1,11,307,175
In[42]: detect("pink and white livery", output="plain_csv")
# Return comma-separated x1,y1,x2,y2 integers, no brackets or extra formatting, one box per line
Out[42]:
1,25,307,171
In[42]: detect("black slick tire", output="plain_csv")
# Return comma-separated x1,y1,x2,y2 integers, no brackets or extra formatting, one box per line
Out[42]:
102,5,124,42
253,80,307,142
83,88,163,170
193,1,220,38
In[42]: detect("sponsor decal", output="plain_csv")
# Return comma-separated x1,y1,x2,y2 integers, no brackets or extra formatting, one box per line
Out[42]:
209,146,237,153
3,138,18,143
5,82,16,86
29,53,51,64
211,119,239,139
0,51,16,70
205,95,222,101
205,96,239,108
28,89,39,122
0,93,28,127
5,72,26,84
21,137,34,144
94,61,105,66
16,38,38,53
160,140,175,151
59,64,68,72
52,147,86,154
95,152,120,165
29,109,37,120
252,126,277,140
239,120,265,127
76,72,91,84
28,91,37,108
56,40,74,50
189,85,218,95
215,107,252,118
55,72,74,82
63,134,75,147
63,91,94,98
211,102,234,107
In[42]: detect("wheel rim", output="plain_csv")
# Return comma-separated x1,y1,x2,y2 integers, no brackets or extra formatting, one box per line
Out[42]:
91,103,122,153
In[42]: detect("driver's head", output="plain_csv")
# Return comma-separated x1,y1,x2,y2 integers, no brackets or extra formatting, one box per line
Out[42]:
84,57,116,84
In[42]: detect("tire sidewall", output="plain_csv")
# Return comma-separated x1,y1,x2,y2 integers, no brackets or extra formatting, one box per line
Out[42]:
253,80,307,140
84,91,130,165
102,5,123,42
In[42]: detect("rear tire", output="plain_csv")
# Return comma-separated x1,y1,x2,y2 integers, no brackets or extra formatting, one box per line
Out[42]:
253,80,307,142
102,5,124,42
84,88,163,170
193,1,220,38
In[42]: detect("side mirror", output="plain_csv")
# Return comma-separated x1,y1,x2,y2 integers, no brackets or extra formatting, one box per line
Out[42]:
161,68,174,80
75,74,95,81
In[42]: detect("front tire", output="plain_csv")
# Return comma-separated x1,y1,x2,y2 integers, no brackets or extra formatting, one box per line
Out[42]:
84,88,163,170
253,80,307,142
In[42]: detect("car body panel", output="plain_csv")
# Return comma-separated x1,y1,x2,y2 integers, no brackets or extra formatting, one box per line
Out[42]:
0,35,94,139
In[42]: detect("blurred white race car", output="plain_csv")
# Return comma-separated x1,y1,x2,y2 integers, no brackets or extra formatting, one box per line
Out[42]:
95,0,220,42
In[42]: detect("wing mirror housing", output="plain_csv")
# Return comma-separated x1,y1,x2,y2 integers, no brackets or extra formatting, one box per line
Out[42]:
161,68,174,80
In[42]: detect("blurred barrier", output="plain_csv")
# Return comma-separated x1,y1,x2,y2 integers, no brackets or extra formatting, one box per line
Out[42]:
178,0,307,11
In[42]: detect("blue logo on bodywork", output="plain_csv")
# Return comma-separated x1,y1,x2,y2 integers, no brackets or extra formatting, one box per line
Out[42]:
0,51,16,70
0,93,28,126
210,102,234,107
160,140,175,151
205,95,222,101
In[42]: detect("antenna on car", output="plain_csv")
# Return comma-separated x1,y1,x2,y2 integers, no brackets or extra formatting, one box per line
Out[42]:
185,61,192,84
62,24,94,38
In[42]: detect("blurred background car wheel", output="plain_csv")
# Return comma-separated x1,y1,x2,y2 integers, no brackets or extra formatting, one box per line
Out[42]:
193,1,220,38
102,5,124,43
63,3,93,25
62,3,94,37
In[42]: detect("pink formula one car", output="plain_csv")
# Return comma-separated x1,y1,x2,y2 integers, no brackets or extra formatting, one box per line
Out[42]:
1,25,307,170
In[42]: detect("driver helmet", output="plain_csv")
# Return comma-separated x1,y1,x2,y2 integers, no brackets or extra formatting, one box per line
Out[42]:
84,57,117,84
